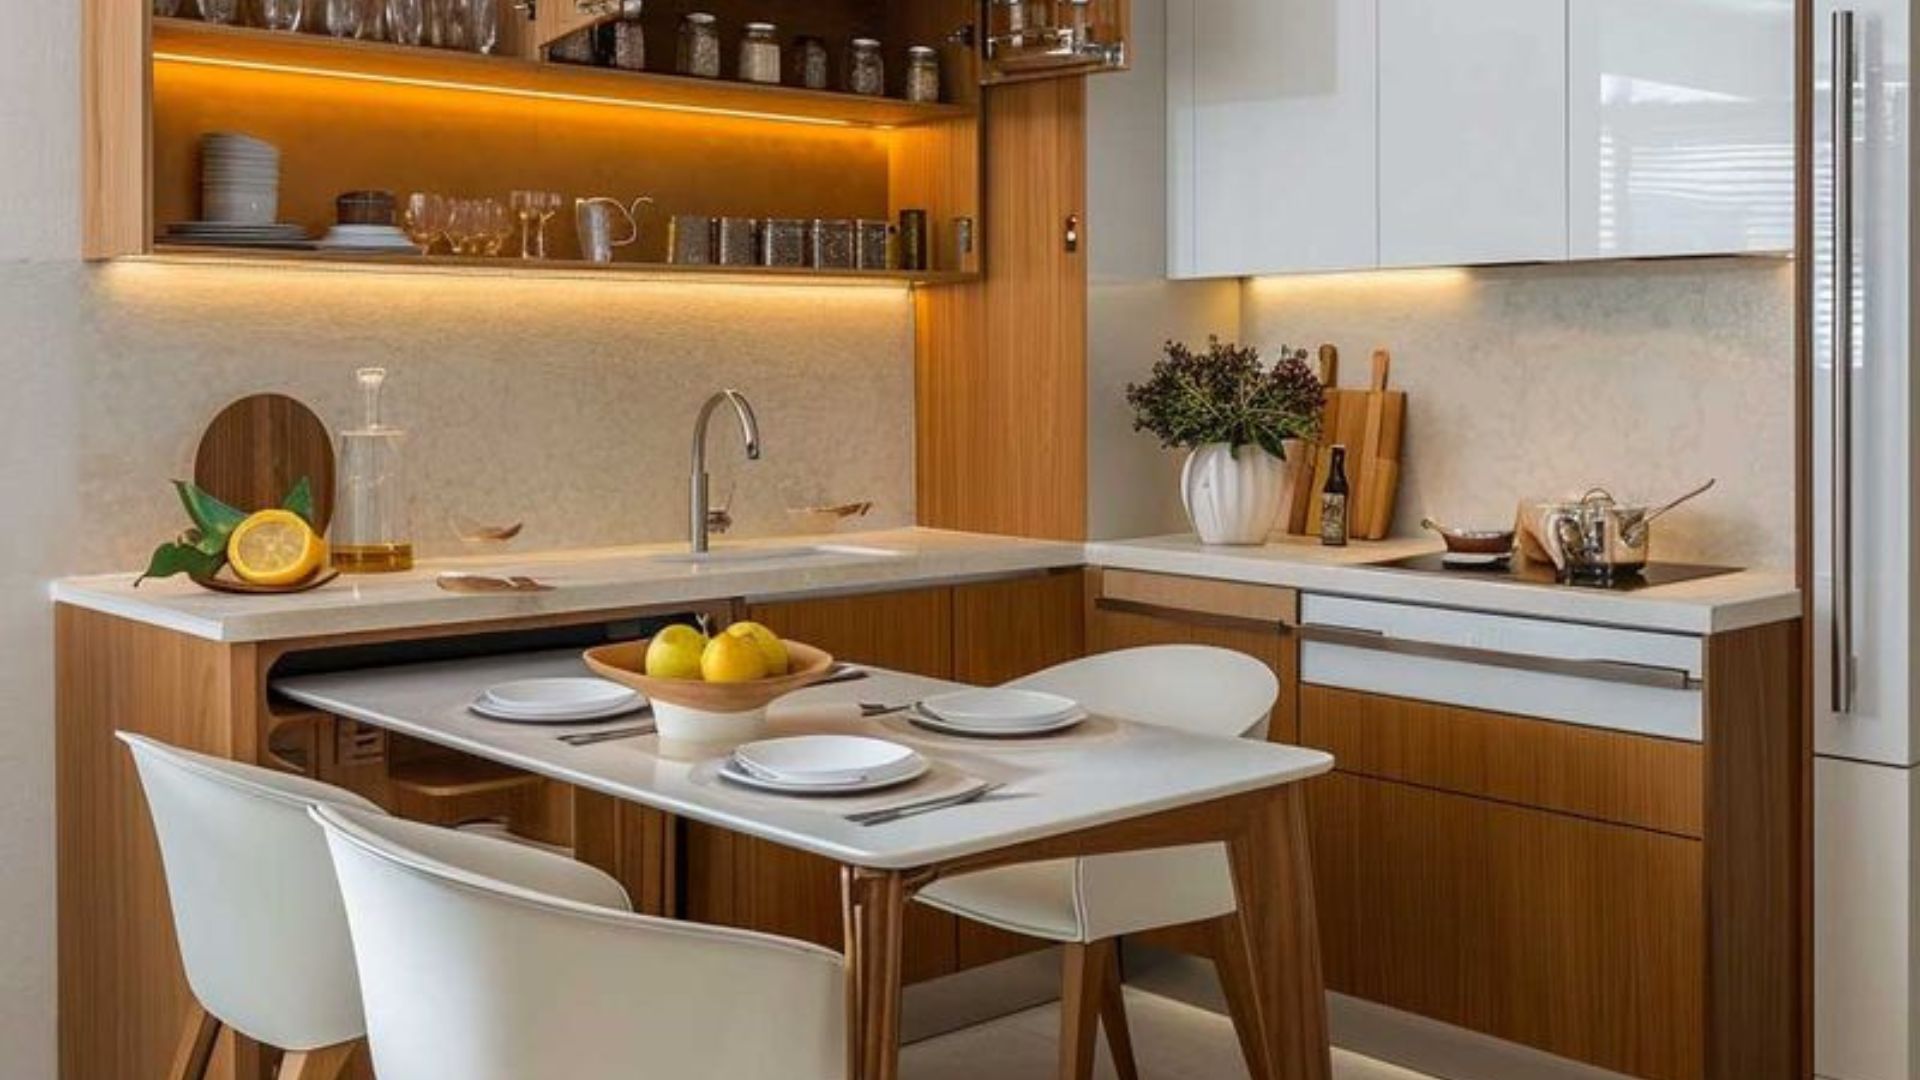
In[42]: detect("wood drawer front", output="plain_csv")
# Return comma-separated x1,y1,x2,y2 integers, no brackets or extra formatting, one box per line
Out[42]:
1301,686,1704,838
1096,568,1298,628
1309,772,1705,1080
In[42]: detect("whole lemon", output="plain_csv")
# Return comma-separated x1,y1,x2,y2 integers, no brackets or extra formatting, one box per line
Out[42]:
723,621,790,675
645,624,709,680
701,632,769,683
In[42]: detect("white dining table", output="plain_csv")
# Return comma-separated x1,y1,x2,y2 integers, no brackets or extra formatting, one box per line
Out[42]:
275,649,1337,1080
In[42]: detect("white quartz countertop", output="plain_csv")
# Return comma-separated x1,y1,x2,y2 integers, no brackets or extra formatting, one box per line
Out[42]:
52,527,1800,643
51,529,1085,644
1085,534,1800,635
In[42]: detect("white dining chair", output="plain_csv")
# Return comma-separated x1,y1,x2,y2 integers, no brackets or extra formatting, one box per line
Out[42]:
309,802,848,1080
117,732,380,1080
913,645,1283,1080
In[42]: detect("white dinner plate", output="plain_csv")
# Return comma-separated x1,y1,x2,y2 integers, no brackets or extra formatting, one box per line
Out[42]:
734,735,921,786
918,688,1081,728
1441,551,1511,567
717,755,928,796
483,677,639,716
469,695,647,725
908,706,1087,739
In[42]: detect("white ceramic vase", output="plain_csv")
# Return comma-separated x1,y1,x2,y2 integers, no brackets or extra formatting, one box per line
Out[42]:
1181,442,1286,545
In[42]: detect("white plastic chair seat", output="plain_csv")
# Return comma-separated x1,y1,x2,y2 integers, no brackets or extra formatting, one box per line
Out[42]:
913,646,1277,945
917,843,1238,944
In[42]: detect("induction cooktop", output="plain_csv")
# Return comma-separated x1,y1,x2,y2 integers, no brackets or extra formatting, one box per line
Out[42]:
1372,552,1742,592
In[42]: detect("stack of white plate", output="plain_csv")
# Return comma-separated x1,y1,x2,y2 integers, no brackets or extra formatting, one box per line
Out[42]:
317,224,421,253
722,735,928,795
912,688,1087,738
469,678,645,723
201,132,281,225
161,221,311,248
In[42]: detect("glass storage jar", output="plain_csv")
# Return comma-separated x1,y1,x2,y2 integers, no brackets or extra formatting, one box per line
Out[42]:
761,218,811,267
791,35,830,89
846,38,885,96
812,219,856,269
904,45,940,103
678,12,721,78
739,22,781,84
607,0,645,70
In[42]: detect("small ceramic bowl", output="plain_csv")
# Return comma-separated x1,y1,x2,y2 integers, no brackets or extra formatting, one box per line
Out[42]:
582,639,835,744
1422,517,1517,555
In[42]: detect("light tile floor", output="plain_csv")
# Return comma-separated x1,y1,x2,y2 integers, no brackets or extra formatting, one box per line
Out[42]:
903,988,1435,1080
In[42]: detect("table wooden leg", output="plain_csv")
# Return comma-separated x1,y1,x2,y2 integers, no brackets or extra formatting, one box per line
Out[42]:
842,869,908,1080
1225,787,1331,1080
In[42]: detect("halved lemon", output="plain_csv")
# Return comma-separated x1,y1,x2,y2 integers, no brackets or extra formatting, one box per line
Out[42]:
226,510,327,586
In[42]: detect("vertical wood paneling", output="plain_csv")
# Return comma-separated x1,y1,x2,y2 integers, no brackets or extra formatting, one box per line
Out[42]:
83,0,150,257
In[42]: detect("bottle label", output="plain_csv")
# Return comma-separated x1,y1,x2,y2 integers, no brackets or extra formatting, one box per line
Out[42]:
1320,494,1349,546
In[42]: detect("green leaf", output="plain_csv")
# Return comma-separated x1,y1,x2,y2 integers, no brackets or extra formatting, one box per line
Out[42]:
182,527,227,558
282,476,315,528
173,480,248,541
135,542,224,587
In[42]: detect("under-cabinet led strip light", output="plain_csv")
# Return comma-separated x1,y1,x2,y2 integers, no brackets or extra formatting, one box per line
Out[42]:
152,52,875,129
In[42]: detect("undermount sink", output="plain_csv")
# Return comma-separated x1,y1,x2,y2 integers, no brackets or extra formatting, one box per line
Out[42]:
647,544,904,566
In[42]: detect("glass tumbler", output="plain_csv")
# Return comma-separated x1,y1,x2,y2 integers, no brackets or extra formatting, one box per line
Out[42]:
260,0,304,31
387,0,425,44
196,0,239,24
325,0,360,37
469,0,499,53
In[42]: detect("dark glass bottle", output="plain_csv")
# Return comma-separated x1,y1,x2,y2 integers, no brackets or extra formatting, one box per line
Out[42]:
1320,444,1350,547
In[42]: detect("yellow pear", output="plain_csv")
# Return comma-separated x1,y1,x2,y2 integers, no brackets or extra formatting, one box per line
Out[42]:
702,633,769,683
723,621,790,675
644,624,709,680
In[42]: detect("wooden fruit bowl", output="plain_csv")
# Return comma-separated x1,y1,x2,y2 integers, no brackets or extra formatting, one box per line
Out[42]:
583,639,836,741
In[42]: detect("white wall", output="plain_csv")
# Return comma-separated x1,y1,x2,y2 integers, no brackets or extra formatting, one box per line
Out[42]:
1085,0,1240,540
0,16,918,1079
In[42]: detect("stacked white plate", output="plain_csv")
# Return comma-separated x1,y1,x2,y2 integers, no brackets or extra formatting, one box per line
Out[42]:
722,735,928,795
912,688,1087,738
317,224,421,253
469,678,645,723
162,221,311,248
201,132,281,225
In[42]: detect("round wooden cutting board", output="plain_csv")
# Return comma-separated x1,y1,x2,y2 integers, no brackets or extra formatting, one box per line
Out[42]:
193,394,336,532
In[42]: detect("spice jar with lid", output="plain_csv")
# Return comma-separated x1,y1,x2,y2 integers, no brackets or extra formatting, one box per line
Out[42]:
904,45,940,103
791,35,830,89
738,21,781,83
678,12,721,78
605,0,646,71
846,37,885,96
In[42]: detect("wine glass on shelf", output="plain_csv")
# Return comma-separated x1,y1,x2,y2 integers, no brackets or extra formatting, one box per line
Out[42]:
403,192,447,254
510,190,562,261
387,0,426,44
260,0,305,31
325,0,360,37
445,199,478,256
196,0,239,24
480,199,513,256
469,0,499,53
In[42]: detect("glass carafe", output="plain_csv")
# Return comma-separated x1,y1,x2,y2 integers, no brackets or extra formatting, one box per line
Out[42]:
332,368,415,573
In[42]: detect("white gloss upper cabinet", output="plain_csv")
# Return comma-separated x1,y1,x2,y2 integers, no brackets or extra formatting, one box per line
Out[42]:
1167,0,1378,278
1377,0,1568,267
1567,0,1795,259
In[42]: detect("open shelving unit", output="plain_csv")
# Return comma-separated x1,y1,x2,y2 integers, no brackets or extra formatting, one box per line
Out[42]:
88,6,986,285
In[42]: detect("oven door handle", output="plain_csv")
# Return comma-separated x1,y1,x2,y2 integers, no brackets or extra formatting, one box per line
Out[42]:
1297,624,1702,691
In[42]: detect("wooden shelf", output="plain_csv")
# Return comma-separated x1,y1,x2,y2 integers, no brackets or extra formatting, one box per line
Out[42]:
145,244,979,286
152,18,974,129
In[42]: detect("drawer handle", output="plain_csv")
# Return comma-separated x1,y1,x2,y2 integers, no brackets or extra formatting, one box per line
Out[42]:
1094,596,1290,636
1298,624,1701,691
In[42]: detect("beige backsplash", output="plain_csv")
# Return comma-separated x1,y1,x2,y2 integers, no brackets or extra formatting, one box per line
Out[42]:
1240,258,1796,569
34,260,917,572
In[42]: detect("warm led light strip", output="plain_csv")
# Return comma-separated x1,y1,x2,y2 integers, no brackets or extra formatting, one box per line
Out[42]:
152,51,871,129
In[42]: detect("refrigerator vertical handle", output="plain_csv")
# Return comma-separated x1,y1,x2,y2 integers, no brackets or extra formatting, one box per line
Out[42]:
1832,9,1858,714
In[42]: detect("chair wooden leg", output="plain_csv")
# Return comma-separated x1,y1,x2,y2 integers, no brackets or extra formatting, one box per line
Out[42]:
166,1003,221,1080
277,1041,360,1080
1099,943,1142,1080
1060,940,1111,1080
1209,914,1273,1080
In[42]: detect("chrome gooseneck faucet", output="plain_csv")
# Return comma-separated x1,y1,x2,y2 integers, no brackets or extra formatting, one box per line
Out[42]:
690,389,762,554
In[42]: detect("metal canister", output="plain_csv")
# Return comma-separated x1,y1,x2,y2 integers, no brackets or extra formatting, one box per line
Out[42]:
716,217,758,265
897,209,929,271
668,214,714,264
855,219,892,270
761,218,811,267
812,219,856,269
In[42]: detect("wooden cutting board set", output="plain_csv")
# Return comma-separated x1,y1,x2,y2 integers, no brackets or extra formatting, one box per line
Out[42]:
1278,345,1407,540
